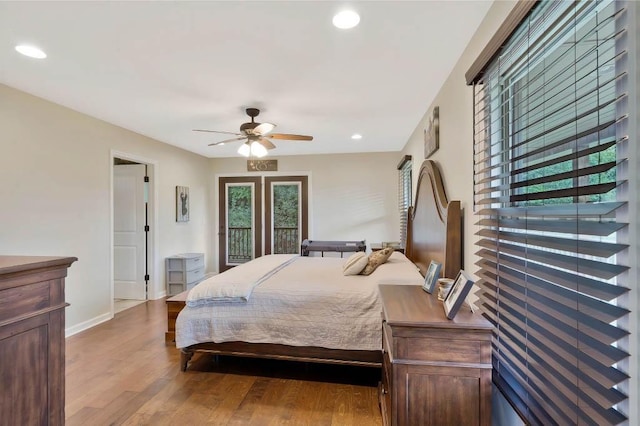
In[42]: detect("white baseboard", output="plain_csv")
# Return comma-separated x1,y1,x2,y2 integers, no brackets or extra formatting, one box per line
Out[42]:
65,312,113,338
150,290,166,300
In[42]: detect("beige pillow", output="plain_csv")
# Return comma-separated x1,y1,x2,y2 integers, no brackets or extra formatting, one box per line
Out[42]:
360,247,394,276
343,251,369,276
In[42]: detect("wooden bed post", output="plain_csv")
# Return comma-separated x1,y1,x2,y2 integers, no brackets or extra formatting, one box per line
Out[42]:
180,349,194,372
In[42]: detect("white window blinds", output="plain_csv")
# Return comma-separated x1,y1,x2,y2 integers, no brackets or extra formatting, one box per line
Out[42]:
398,155,412,249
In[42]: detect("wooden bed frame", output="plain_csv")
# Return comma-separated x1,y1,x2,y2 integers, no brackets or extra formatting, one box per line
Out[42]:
174,159,462,371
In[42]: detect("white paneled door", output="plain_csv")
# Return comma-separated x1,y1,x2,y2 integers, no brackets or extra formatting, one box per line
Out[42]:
114,164,147,300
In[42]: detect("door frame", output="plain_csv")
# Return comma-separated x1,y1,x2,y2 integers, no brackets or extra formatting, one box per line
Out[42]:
214,172,312,273
109,150,159,317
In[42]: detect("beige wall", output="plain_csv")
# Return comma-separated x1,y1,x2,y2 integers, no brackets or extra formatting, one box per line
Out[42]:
400,1,639,424
401,1,518,278
210,153,400,270
0,83,212,335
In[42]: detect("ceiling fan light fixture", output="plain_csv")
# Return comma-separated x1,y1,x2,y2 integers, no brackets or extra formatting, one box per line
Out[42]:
333,10,360,29
250,141,268,158
238,143,251,157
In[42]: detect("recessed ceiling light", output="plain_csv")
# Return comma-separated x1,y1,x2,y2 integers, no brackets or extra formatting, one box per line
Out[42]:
15,44,47,59
351,134,363,140
333,10,360,29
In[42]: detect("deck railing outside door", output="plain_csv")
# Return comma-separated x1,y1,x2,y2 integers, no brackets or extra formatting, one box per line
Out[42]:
228,226,299,262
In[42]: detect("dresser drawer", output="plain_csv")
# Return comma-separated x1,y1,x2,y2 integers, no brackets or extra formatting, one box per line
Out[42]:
400,337,486,364
0,281,51,324
185,255,203,271
186,267,204,284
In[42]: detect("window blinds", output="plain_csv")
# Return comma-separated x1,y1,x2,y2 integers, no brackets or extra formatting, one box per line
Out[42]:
398,155,412,248
471,1,629,424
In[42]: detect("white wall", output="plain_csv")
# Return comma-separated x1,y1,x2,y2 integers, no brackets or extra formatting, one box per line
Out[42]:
400,1,639,424
209,153,400,270
0,83,212,335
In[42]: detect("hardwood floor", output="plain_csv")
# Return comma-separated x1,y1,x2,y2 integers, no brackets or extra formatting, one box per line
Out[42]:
65,299,383,425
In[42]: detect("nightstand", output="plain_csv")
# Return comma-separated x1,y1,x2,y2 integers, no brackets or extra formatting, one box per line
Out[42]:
378,284,493,426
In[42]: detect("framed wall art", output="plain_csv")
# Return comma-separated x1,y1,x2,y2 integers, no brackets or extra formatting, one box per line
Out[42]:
176,185,189,222
424,106,440,159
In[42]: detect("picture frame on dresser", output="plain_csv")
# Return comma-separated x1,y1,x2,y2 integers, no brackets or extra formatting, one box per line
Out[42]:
422,260,442,294
443,270,474,319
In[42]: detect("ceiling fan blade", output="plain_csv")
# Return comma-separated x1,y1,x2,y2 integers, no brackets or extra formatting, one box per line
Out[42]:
253,122,276,136
268,133,313,141
258,137,276,150
194,129,243,136
208,137,246,146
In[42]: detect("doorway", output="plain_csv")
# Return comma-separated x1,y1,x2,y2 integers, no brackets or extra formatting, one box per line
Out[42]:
218,175,308,272
111,153,156,315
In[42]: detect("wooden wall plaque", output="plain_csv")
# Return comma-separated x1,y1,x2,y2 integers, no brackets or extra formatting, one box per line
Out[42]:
247,160,278,172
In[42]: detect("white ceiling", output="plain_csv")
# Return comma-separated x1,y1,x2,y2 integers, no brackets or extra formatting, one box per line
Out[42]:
0,1,493,158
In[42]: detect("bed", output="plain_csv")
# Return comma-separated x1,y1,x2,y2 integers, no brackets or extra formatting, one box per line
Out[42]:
175,159,461,371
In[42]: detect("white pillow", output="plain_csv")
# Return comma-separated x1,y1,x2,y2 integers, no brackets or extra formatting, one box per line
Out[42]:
342,251,368,276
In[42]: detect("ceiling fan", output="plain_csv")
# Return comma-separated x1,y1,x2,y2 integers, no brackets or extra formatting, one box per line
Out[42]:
193,108,313,157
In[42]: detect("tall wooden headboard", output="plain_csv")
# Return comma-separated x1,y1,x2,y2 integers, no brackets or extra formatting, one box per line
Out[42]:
405,160,462,279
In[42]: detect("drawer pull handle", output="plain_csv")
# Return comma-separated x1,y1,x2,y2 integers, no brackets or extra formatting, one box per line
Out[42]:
382,388,388,395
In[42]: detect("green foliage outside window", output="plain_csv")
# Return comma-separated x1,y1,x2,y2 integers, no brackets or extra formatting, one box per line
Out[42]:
228,186,252,228
273,185,299,228
515,144,616,206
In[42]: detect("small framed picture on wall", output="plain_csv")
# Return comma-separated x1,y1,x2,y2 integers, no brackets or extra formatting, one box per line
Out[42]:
176,186,189,222
424,106,440,159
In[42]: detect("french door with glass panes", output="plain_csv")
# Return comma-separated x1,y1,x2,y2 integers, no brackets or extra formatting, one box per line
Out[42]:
264,176,308,255
218,175,308,272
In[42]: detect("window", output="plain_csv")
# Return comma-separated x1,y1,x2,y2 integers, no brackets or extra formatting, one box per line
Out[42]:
398,155,412,248
470,1,630,424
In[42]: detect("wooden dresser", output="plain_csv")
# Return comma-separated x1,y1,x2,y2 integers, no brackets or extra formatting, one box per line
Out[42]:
0,256,76,426
378,285,493,426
